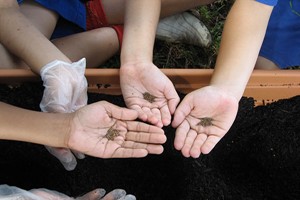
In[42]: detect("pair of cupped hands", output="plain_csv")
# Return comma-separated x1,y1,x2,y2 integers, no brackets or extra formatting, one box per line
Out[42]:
40,59,239,171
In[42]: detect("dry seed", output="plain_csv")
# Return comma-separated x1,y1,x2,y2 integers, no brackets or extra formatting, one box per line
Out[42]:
143,92,156,103
197,117,213,127
105,127,120,140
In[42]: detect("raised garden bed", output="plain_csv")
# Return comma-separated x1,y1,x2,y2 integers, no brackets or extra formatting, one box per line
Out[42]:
1,68,300,106
0,68,300,199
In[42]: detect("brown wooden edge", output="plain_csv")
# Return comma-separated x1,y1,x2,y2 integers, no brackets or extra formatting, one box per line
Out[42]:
1,68,300,106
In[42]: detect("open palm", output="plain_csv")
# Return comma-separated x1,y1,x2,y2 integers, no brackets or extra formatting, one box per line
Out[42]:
120,62,180,127
67,101,167,158
172,86,239,158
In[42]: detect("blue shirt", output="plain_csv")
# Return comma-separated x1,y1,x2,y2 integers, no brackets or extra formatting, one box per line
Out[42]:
17,0,86,30
259,0,300,68
256,0,278,6
17,0,86,38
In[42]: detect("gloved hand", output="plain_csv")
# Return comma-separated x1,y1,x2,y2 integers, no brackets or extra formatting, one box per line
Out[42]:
40,58,88,113
78,189,136,200
0,184,137,200
40,58,88,171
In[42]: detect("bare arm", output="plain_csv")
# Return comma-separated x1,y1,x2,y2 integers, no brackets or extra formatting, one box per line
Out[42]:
0,101,167,158
121,0,161,64
211,0,273,99
0,102,68,147
0,0,70,73
119,0,180,127
172,0,275,157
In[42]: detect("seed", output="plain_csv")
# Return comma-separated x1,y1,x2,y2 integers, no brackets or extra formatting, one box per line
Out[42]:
197,117,213,127
143,92,156,103
105,127,120,140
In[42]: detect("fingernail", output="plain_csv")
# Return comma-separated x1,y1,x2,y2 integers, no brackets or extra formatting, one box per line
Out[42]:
95,188,106,199
112,189,126,199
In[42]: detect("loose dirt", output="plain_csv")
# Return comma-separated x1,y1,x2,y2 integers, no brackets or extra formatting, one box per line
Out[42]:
0,82,299,200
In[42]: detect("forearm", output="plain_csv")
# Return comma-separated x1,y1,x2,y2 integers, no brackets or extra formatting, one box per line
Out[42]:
121,0,161,64
0,102,70,148
211,0,273,99
0,3,70,74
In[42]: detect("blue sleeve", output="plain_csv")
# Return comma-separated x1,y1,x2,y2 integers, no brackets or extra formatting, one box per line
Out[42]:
256,0,278,6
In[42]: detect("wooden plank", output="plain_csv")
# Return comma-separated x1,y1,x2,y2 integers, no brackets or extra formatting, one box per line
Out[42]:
1,68,299,106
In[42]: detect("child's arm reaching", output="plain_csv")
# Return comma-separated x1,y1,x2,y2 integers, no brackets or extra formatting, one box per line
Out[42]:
120,0,180,128
0,101,166,158
172,0,275,158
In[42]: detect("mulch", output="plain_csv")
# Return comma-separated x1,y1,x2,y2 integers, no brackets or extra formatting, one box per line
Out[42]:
0,82,299,200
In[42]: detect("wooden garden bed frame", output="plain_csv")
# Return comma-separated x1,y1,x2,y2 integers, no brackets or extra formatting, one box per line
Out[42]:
1,68,299,106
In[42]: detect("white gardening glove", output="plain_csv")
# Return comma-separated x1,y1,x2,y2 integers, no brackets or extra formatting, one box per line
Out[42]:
40,58,88,112
40,58,88,171
0,185,137,200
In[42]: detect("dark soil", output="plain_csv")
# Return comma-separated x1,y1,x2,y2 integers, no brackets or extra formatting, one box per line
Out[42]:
0,82,300,200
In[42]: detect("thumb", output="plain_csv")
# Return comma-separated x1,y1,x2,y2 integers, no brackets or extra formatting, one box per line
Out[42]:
104,102,139,121
172,97,193,128
76,188,106,200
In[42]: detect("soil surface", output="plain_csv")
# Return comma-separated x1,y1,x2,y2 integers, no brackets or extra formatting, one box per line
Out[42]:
0,82,300,200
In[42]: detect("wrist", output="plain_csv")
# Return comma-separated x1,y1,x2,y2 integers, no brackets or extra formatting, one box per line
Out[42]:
120,59,155,71
0,102,72,148
120,53,153,67
210,70,251,101
34,112,72,148
40,60,71,77
208,83,242,102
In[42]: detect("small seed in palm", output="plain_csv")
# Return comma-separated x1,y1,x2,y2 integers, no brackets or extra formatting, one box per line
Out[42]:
105,127,120,140
197,117,213,127
143,92,156,103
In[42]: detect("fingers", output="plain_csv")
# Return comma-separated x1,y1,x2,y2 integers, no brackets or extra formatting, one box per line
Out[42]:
132,104,173,128
172,98,193,128
72,150,85,160
76,189,136,200
125,131,166,144
140,107,161,126
174,120,190,151
200,135,222,154
30,188,70,199
135,107,148,122
125,121,166,142
104,102,139,121
30,188,136,200
122,142,164,155
165,88,180,115
112,142,164,158
120,194,136,200
184,131,206,158
130,105,162,127
45,146,77,171
175,126,206,158
112,148,149,158
76,188,106,200
124,93,176,127
40,61,74,113
174,119,223,158
175,133,222,158
181,129,200,158
85,120,165,159
100,189,136,200
160,105,172,126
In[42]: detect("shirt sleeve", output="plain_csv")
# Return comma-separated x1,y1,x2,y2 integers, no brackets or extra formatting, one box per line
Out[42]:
256,0,278,6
